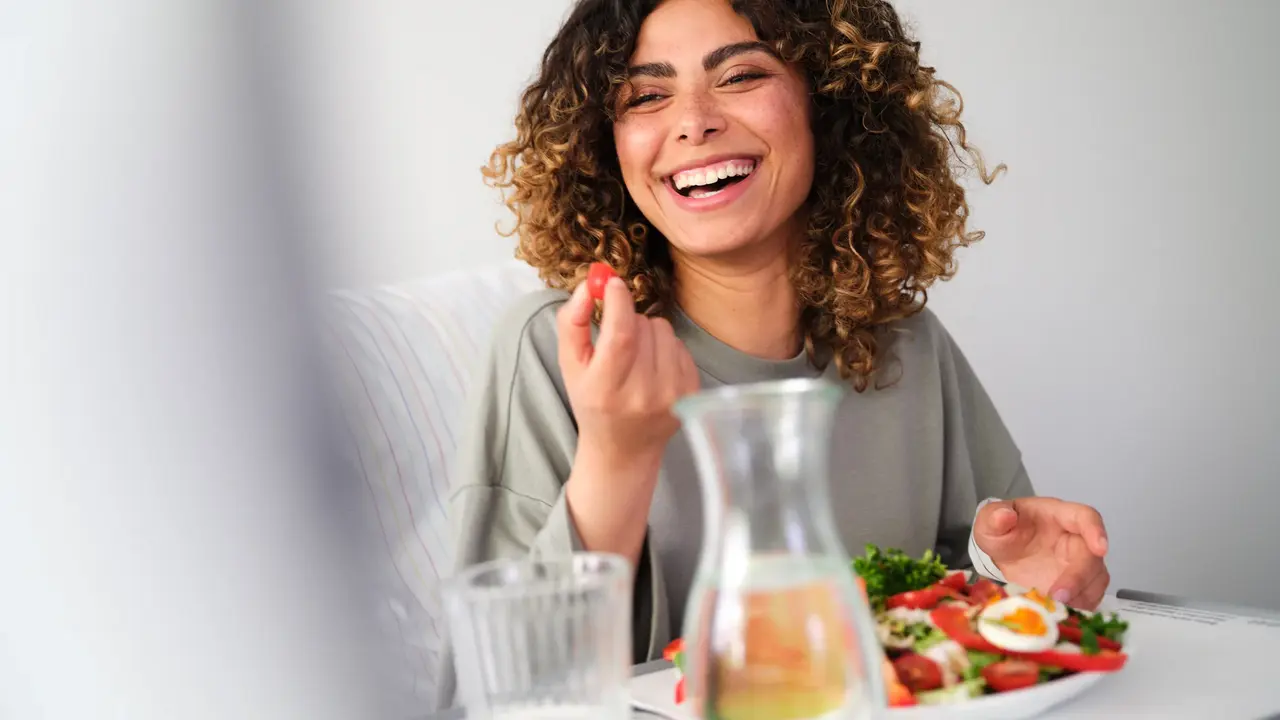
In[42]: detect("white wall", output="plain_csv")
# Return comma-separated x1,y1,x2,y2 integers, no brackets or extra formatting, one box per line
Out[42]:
279,1,1280,608
894,0,1280,610
272,0,577,287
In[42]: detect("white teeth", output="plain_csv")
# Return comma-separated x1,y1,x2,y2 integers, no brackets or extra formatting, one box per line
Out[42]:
671,161,755,190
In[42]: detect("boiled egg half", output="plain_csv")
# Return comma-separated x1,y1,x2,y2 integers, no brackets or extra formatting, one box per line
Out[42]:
978,596,1059,653
1022,588,1069,623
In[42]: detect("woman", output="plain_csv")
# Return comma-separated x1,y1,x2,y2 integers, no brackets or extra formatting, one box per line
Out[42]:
449,0,1110,675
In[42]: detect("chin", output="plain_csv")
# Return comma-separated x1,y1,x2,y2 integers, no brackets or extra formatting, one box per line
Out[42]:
667,223,780,261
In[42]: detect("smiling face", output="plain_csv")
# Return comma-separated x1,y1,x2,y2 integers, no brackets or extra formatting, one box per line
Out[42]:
613,0,815,262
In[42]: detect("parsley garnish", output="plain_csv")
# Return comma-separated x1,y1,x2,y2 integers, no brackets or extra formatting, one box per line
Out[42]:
851,545,947,609
1067,607,1129,645
1079,626,1099,655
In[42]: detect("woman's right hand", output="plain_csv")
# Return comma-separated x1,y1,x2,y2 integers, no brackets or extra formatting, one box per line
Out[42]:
556,273,700,463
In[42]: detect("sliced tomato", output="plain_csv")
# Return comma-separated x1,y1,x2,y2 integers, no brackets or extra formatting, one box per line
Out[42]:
1021,648,1128,673
674,676,685,704
967,578,1007,605
982,659,1041,692
1057,623,1122,651
938,571,969,592
886,585,961,610
662,638,685,662
929,605,1003,654
892,653,944,693
586,262,617,301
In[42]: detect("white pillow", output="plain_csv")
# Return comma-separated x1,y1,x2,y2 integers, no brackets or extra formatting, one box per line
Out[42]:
324,261,542,713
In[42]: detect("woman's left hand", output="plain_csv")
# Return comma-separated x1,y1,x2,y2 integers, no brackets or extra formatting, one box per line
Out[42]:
973,497,1111,610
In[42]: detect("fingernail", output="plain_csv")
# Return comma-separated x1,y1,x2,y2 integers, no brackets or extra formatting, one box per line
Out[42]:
1052,589,1071,604
1099,535,1109,552
995,508,1017,523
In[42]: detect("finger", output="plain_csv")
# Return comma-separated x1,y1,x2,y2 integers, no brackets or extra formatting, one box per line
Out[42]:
1057,503,1109,556
629,315,656,388
1046,535,1102,605
1070,566,1111,611
555,281,596,372
593,276,640,383
648,317,678,401
677,342,700,395
973,500,1034,559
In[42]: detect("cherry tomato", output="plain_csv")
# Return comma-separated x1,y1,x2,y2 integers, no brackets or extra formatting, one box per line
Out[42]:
938,571,969,592
662,638,685,662
586,262,616,301
967,578,1007,605
982,659,1041,692
892,653,944,694
673,676,685,704
929,605,1003,654
1057,623,1122,651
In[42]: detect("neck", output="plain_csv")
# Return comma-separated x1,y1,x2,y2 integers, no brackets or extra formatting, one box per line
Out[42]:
672,247,800,361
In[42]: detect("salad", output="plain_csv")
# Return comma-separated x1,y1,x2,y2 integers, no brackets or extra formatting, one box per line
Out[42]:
853,545,1129,707
662,545,1129,710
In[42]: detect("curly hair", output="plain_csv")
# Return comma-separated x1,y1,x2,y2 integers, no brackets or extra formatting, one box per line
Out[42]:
483,0,1004,391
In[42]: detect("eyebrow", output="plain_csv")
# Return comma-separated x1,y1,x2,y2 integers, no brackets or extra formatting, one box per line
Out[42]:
626,41,776,79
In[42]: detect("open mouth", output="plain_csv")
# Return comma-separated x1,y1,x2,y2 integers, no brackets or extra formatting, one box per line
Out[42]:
668,160,757,200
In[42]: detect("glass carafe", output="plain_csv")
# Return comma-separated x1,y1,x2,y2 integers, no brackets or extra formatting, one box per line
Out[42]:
674,378,885,720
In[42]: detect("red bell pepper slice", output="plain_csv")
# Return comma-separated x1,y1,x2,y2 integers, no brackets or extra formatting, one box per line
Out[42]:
938,571,970,592
1022,648,1128,673
886,585,960,610
929,605,1003,654
887,682,917,707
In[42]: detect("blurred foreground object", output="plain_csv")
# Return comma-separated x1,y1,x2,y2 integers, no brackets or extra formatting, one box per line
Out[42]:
673,380,886,719
442,554,633,720
0,1,396,717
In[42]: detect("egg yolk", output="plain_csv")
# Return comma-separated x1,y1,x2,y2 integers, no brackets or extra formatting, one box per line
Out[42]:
1024,589,1058,614
995,607,1049,636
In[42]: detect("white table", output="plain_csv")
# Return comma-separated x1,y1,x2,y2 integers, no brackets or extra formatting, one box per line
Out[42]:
628,592,1280,719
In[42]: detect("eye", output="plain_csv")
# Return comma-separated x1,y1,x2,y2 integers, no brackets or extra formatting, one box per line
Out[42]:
723,71,769,86
626,92,665,108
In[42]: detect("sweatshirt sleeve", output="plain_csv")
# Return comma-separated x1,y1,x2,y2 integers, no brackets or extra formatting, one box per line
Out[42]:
929,312,1037,580
438,291,667,708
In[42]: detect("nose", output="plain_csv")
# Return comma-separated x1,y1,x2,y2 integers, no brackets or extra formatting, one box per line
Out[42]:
675,93,725,145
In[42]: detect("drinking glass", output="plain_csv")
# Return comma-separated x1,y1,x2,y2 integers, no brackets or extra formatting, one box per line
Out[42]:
442,552,632,720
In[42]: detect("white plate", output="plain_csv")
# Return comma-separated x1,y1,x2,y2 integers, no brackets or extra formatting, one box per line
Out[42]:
888,666,1113,720
630,646,1130,720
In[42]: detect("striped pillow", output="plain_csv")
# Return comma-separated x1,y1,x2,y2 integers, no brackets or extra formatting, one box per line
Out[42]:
325,261,543,713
